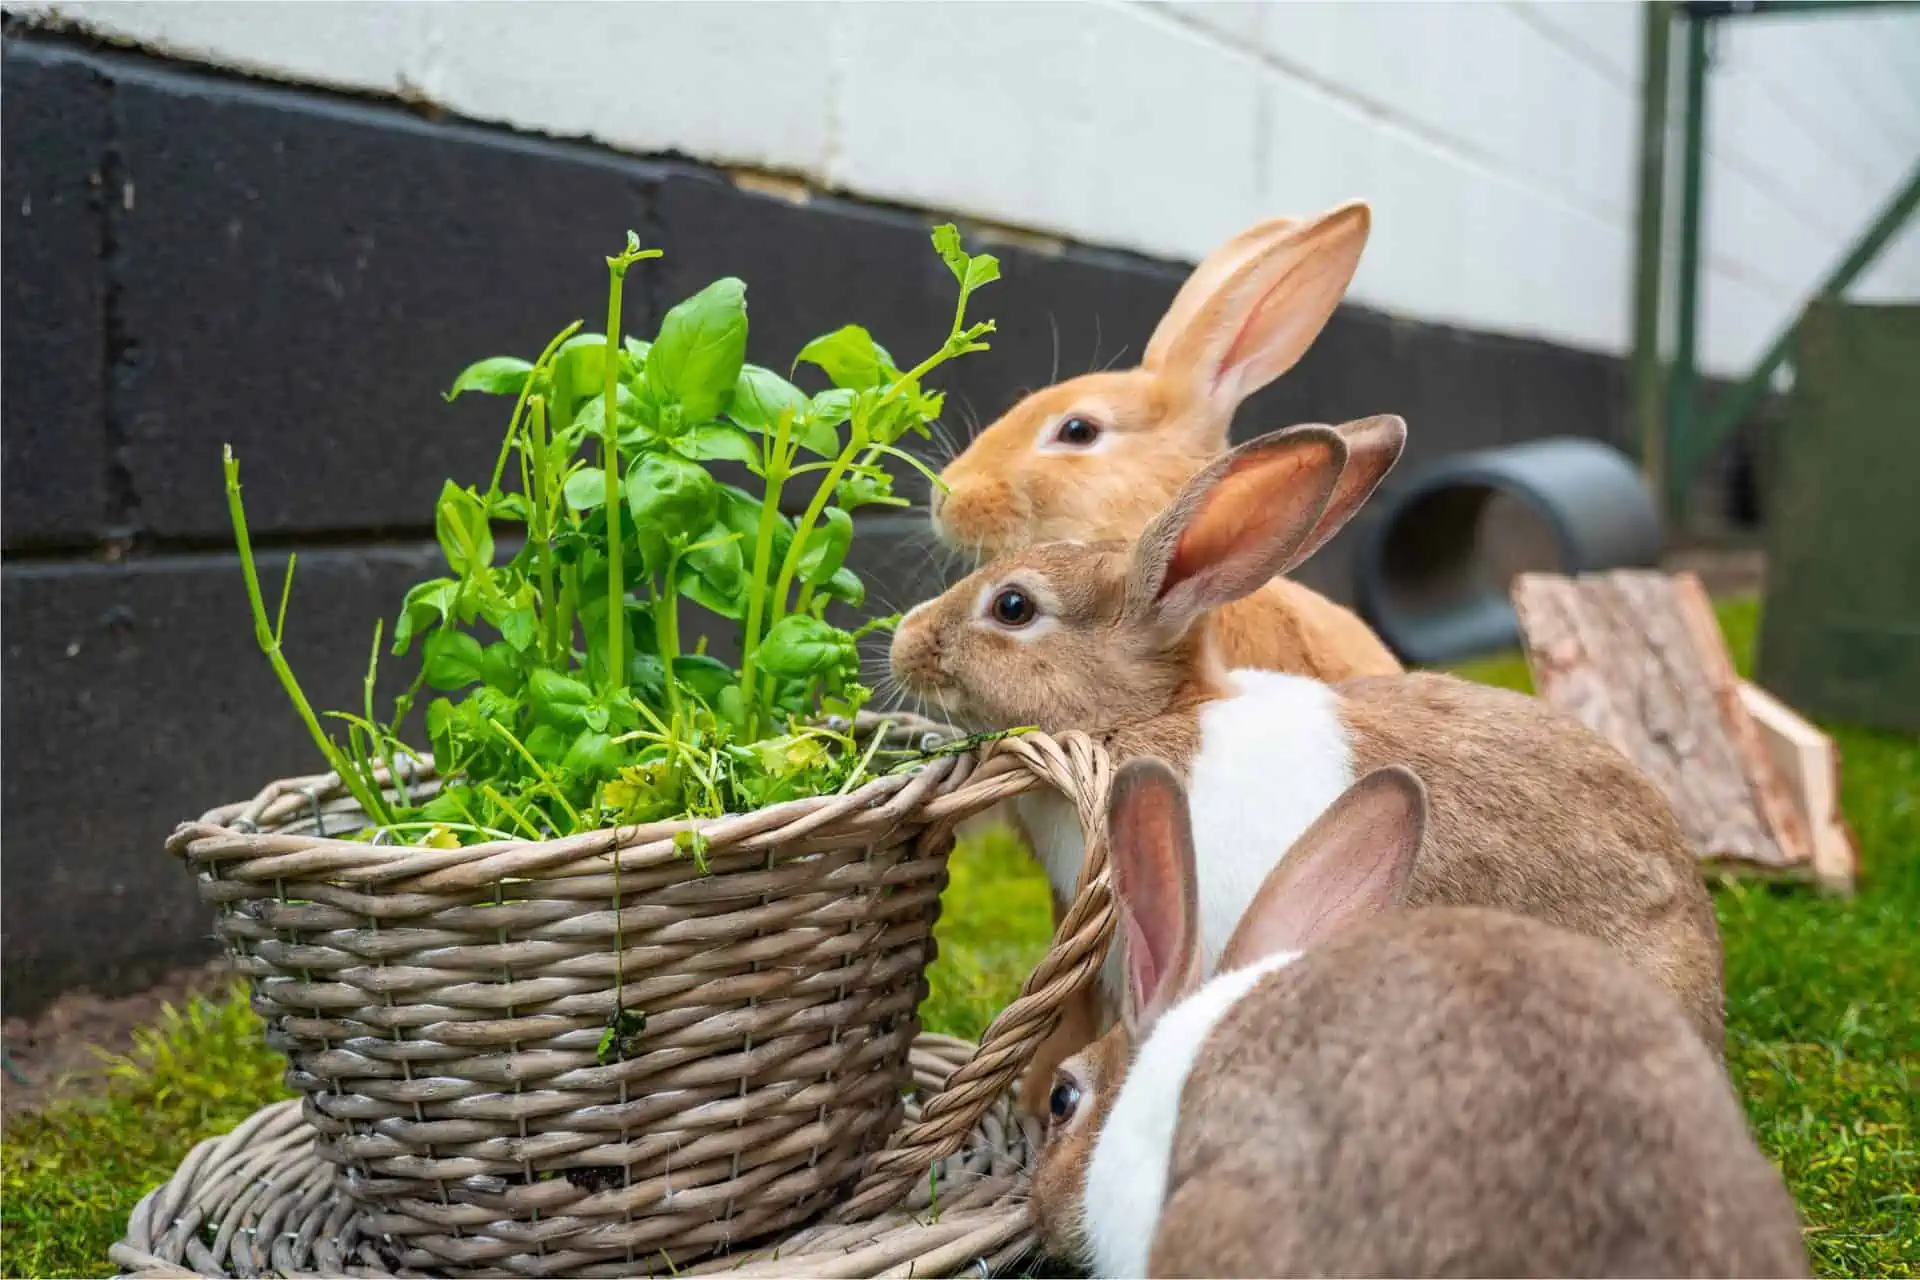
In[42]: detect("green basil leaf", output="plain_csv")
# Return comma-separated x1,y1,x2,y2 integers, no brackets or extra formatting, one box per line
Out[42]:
730,364,809,434
423,629,486,692
478,642,523,694
500,606,539,653
550,333,608,417
835,469,895,511
755,615,856,681
524,723,570,767
393,578,459,655
714,484,794,574
446,356,533,400
528,667,595,728
797,507,854,586
426,697,458,745
648,278,747,422
563,468,616,512
676,531,748,619
674,423,758,466
488,491,532,523
671,654,736,707
794,325,896,390
626,452,718,540
932,224,969,284
820,564,866,607
965,254,1002,293
562,729,624,785
435,481,495,576
572,382,641,441
806,388,855,431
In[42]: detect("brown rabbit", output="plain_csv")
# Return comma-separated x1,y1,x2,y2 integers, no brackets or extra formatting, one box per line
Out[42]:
931,200,1400,681
1029,758,1806,1279
892,424,1724,1111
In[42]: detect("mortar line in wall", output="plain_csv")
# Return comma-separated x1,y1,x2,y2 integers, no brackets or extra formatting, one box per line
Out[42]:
96,61,140,539
1724,74,1915,203
1499,0,1639,95
1126,0,1634,233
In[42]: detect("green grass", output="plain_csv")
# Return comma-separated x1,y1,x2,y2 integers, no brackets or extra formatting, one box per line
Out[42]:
1456,597,1918,1275
5,596,1914,1276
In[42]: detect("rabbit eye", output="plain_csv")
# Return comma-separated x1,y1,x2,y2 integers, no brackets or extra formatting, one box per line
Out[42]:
1048,1078,1083,1125
989,587,1037,628
1053,416,1101,448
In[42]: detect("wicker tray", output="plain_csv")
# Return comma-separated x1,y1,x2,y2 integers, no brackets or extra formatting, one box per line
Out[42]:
112,1036,1045,1278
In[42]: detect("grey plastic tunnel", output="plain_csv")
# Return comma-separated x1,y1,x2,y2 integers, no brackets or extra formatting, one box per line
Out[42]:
1355,437,1663,666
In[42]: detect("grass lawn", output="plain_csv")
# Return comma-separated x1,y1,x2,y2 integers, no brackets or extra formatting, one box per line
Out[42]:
4,597,1914,1277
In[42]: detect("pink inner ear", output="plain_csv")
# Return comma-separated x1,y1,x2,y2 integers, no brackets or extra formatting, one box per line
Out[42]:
1159,446,1323,603
1214,273,1298,396
1119,903,1159,1020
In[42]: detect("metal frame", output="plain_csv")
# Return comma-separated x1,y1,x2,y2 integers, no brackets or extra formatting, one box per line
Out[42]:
1636,0,1920,516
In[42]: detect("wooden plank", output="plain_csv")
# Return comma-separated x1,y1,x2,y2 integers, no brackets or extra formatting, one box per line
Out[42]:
1669,572,1815,867
1738,680,1859,894
1512,570,1812,876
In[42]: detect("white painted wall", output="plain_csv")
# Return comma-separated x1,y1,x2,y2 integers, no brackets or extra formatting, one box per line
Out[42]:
14,0,1920,375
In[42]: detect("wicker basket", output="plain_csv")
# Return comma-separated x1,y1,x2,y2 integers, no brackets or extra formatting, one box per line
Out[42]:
162,720,1112,1277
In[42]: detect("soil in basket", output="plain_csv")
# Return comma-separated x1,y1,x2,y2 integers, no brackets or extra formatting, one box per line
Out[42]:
1,960,231,1120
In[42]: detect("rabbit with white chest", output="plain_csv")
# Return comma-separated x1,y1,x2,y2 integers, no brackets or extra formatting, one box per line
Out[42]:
1029,758,1807,1279
891,424,1726,1113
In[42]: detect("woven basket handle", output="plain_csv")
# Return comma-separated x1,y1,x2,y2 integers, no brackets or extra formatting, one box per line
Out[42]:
831,729,1114,1222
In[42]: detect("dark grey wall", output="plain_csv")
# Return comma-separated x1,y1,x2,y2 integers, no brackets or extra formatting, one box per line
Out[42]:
3,34,1672,1013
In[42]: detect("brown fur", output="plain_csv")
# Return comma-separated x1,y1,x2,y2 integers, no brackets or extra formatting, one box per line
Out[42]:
894,427,1727,1111
1341,673,1726,1048
1028,1026,1130,1254
1151,911,1804,1278
932,204,1400,683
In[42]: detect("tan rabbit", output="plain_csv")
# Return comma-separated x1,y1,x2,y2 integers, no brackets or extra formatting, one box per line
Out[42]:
891,424,1724,1110
1029,758,1806,1279
931,200,1400,681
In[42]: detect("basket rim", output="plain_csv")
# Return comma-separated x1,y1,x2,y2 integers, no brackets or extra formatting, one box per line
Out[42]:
164,711,1020,874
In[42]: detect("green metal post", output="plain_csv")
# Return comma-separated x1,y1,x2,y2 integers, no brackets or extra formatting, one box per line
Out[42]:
1664,12,1710,516
1632,2,1674,493
1672,157,1920,489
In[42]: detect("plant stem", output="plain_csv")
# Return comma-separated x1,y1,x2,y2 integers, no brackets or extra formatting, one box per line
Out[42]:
772,423,862,629
738,407,795,737
224,447,392,824
529,395,559,664
601,265,629,698
656,551,684,726
489,321,583,495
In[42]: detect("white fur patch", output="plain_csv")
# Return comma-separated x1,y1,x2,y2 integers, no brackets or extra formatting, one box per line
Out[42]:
1187,670,1354,968
1017,670,1353,1007
1081,951,1301,1278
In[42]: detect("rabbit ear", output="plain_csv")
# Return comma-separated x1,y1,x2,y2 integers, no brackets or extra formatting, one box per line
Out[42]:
1108,757,1205,1032
1284,414,1407,569
1143,216,1304,372
1127,425,1347,637
1149,201,1370,426
1217,766,1427,973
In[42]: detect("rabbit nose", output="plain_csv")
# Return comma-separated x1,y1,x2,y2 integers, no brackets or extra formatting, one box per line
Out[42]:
889,606,940,685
